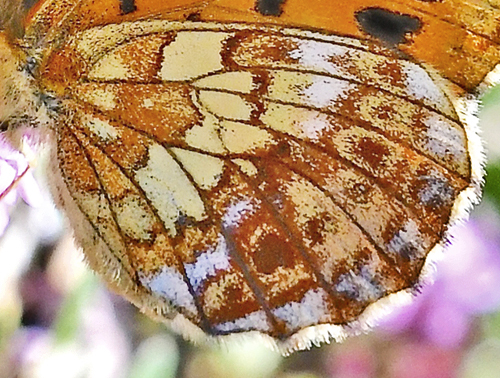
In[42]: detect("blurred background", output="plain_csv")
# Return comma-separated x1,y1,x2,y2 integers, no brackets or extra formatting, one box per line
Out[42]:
1,70,500,378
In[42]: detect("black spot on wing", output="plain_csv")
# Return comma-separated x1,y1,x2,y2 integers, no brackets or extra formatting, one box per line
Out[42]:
255,0,286,16
120,0,136,14
356,8,422,46
186,12,201,21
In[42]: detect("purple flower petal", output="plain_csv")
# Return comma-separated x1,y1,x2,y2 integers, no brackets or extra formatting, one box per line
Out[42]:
0,205,10,235
0,137,43,235
421,300,469,347
379,292,424,334
17,171,43,208
439,224,500,313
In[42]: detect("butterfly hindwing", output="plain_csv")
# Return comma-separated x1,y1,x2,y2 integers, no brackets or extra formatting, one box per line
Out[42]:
0,0,496,352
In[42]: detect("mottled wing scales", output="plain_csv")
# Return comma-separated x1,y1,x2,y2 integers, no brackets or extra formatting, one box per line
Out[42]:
260,70,470,176
87,33,176,81
58,112,206,319
228,32,457,117
73,83,199,144
45,21,474,341
57,126,134,274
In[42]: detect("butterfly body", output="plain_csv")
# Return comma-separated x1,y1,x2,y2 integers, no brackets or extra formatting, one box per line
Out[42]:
0,0,497,353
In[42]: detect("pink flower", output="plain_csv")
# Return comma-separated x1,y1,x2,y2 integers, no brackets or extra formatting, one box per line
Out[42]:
387,341,461,378
326,341,376,378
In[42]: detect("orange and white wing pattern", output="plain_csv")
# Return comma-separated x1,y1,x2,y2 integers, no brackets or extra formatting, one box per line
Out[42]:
1,0,499,353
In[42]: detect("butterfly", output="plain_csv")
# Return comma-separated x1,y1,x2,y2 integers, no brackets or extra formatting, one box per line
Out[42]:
0,0,498,354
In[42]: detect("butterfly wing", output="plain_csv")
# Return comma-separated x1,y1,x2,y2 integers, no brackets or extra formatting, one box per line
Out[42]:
20,0,499,351
27,0,500,90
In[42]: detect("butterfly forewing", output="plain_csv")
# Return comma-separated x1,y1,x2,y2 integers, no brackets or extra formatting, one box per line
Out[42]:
3,0,496,352
27,0,500,90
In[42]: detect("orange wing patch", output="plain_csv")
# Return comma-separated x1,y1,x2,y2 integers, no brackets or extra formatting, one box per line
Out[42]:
0,0,497,353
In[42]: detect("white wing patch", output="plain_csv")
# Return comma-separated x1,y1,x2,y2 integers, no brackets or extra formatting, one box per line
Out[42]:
140,266,198,315
185,234,231,292
262,103,333,140
115,195,157,241
198,90,254,121
219,121,276,153
171,148,224,190
160,31,232,81
194,71,255,93
423,113,467,161
89,52,130,80
214,310,271,333
289,39,350,76
84,114,122,142
273,288,331,329
134,144,207,235
403,64,448,107
267,70,354,109
222,198,256,228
